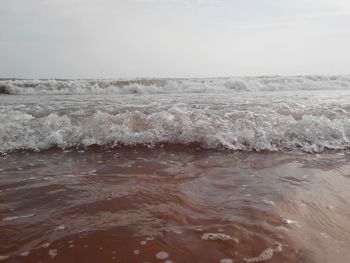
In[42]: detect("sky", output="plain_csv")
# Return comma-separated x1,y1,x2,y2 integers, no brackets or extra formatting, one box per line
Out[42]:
0,0,350,79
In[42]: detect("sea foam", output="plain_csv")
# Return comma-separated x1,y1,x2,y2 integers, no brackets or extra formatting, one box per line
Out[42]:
1,75,350,95
1,106,350,153
1,76,350,153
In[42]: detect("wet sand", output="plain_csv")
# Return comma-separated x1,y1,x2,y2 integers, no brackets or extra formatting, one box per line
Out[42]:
1,146,350,262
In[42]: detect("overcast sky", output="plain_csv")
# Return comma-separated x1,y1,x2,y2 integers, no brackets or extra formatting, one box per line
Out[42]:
0,0,350,78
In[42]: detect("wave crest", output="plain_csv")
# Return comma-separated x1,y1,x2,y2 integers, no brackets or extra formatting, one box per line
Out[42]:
1,107,350,153
1,75,350,95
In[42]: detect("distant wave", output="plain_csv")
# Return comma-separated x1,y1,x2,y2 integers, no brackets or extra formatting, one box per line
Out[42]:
1,106,350,153
1,75,350,95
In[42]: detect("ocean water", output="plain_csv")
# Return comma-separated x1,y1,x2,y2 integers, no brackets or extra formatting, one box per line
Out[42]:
1,75,350,153
1,76,350,262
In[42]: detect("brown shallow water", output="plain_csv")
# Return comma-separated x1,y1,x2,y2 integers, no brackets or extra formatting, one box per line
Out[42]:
1,146,350,263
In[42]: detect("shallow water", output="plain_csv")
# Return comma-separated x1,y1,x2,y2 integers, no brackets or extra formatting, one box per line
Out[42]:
1,147,350,262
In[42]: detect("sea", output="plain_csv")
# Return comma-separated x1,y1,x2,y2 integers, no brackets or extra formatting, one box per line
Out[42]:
1,76,350,262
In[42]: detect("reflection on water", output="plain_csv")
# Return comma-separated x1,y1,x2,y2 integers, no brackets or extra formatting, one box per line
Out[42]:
1,147,350,262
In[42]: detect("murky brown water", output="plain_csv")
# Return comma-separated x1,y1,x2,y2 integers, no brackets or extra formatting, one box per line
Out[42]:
1,146,350,262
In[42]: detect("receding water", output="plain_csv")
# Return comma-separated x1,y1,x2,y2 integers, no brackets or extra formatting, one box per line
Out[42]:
1,147,350,262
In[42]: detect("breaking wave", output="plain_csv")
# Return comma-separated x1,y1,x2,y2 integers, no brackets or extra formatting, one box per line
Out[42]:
1,106,350,153
1,75,350,153
1,75,350,95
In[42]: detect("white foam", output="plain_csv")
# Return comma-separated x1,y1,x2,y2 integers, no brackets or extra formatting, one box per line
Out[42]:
2,213,35,221
320,232,330,238
54,225,66,231
156,251,169,260
42,242,50,248
275,226,289,232
281,218,298,225
2,77,350,153
272,243,282,252
220,259,234,263
262,199,275,206
48,249,58,258
244,248,274,262
1,76,350,95
5,107,349,153
19,251,30,257
43,177,53,180
244,243,282,262
201,233,233,241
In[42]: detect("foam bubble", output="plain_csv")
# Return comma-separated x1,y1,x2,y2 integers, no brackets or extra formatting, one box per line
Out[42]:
42,242,50,248
48,249,58,258
54,225,66,231
320,232,330,238
272,243,282,252
43,177,53,180
244,248,274,262
244,243,282,262
156,251,169,260
19,251,30,257
220,258,234,263
262,199,275,206
281,218,298,225
201,233,234,241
